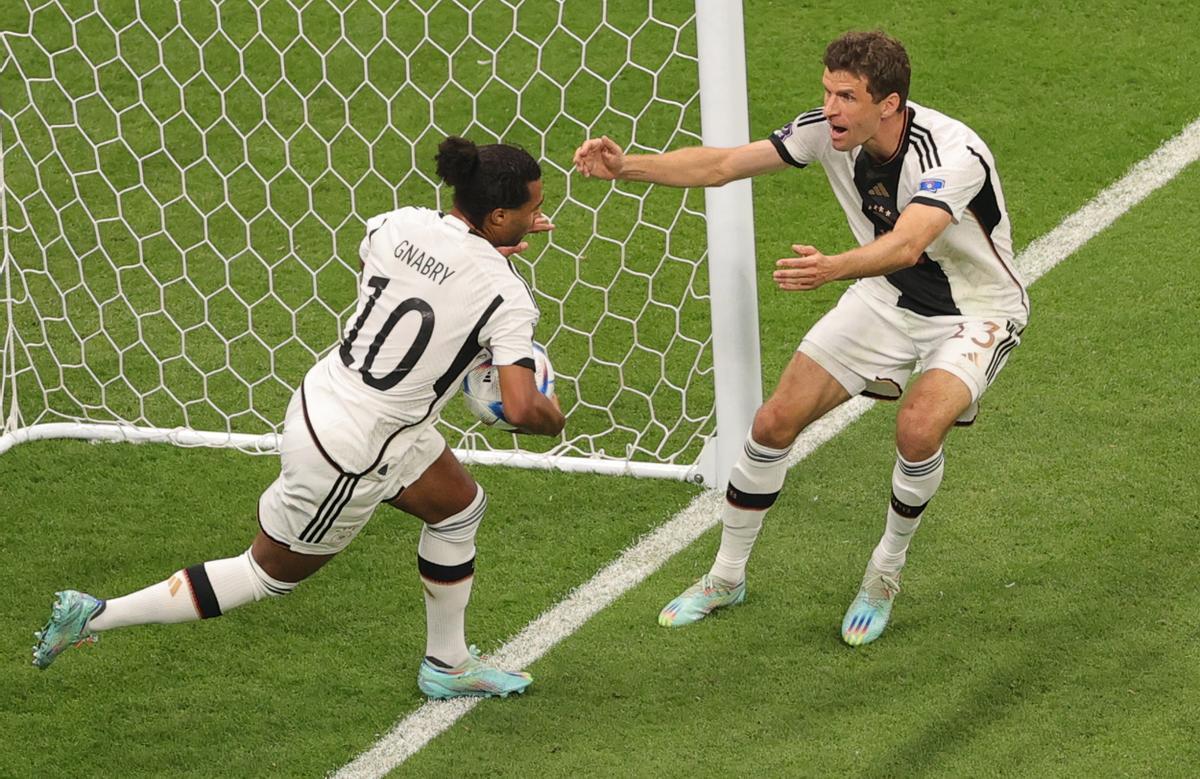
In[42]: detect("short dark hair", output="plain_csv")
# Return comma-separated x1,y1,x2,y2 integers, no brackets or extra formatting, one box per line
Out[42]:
823,31,910,106
435,136,541,227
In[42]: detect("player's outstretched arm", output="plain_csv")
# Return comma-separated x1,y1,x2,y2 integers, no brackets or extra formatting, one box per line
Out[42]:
773,203,953,291
573,136,787,188
496,364,565,436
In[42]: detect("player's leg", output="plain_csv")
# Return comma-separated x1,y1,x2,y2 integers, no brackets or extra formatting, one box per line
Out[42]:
388,444,480,671
659,351,851,627
33,393,351,670
880,368,972,567
32,533,328,670
386,436,531,698
712,351,849,585
842,369,970,646
843,317,1021,646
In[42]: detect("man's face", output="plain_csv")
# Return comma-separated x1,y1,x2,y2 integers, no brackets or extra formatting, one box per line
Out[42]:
491,178,544,246
821,68,888,152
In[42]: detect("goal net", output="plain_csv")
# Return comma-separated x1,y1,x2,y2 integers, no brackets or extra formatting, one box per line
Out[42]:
0,0,758,485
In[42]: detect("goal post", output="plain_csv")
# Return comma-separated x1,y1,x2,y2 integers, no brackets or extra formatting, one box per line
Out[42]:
693,0,761,486
0,0,760,487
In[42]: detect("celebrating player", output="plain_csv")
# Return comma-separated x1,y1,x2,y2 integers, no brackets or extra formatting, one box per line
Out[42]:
33,136,565,697
574,30,1027,645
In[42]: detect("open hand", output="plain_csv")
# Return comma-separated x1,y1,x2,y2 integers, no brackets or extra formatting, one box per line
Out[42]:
528,213,555,234
496,242,529,258
573,136,625,179
498,214,555,257
773,244,837,291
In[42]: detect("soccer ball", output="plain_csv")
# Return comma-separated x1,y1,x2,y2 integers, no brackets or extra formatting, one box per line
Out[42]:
461,343,555,431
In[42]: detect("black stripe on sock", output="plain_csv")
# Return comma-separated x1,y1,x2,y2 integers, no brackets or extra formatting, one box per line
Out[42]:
184,564,223,619
726,484,779,510
418,555,476,584
743,442,789,463
899,453,943,477
890,492,929,519
432,496,488,535
258,579,292,596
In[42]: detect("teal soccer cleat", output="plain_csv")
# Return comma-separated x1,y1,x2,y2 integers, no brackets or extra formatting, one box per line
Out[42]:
417,646,532,699
32,590,104,669
841,563,901,647
658,574,746,627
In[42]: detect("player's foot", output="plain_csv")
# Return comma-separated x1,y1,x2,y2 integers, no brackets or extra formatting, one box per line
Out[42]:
658,574,746,627
841,561,901,647
417,645,532,699
32,590,104,669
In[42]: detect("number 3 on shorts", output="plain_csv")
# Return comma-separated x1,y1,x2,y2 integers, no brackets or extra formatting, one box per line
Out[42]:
950,320,1003,349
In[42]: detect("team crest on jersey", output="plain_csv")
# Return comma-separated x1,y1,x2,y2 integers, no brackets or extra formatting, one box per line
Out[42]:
918,178,945,192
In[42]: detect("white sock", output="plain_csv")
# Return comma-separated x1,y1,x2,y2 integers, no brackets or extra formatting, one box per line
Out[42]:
871,449,945,573
708,433,791,586
418,487,486,668
88,550,295,631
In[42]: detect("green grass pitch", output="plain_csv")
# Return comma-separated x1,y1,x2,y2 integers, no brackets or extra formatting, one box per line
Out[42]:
2,1,1199,776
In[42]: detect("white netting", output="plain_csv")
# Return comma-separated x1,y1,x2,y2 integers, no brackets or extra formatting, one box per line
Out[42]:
0,0,717,470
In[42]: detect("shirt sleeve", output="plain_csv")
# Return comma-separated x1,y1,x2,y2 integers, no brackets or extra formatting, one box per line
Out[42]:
768,108,829,168
907,149,986,223
359,212,390,265
481,298,539,367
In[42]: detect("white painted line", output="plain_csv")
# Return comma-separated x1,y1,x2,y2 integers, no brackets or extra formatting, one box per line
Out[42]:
1018,115,1200,285
331,117,1200,778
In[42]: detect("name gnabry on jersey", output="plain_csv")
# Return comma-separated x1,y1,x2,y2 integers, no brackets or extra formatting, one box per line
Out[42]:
394,239,457,285
301,206,540,475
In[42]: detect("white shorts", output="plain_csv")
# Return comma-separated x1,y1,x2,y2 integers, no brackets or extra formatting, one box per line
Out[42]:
258,391,446,555
799,286,1022,424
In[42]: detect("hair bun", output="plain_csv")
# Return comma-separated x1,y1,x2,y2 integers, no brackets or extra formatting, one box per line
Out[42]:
435,136,480,188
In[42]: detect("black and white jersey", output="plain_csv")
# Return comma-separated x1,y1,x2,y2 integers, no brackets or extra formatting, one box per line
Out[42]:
770,101,1028,324
301,206,539,474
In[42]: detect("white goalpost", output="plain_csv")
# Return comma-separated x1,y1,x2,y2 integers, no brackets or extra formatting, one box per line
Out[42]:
0,0,759,487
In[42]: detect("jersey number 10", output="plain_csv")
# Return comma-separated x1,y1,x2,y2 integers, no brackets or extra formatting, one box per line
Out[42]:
338,276,433,391
339,275,504,400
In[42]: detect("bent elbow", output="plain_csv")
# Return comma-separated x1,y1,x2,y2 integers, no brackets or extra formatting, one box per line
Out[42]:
900,241,926,268
502,397,534,428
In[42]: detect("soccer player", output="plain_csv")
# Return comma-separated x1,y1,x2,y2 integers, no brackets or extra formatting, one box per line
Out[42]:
574,30,1027,646
33,136,566,697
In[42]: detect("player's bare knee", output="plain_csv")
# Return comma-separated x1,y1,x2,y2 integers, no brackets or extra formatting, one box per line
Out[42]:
895,411,945,462
751,404,801,449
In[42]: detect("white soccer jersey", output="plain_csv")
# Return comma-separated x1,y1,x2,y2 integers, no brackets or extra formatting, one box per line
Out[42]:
300,206,540,474
770,100,1028,324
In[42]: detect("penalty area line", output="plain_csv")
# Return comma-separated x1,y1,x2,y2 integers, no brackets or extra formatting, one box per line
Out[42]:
331,115,1200,779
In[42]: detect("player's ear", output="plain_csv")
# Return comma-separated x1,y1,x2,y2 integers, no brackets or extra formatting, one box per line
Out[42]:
487,207,507,227
880,92,901,119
